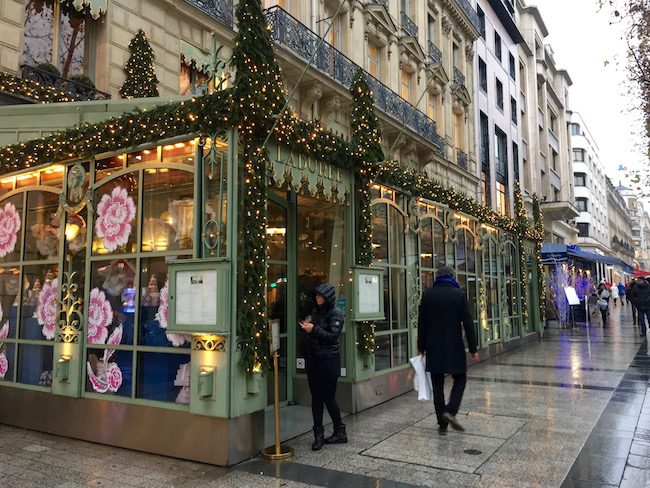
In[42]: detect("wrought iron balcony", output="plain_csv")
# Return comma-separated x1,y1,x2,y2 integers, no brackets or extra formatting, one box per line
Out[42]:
427,40,442,64
457,149,468,170
266,6,444,155
20,65,110,101
453,67,465,88
184,0,233,27
400,11,418,38
454,0,481,33
367,0,388,6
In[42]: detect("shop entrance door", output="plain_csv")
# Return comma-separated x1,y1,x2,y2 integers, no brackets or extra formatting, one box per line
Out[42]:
266,189,349,406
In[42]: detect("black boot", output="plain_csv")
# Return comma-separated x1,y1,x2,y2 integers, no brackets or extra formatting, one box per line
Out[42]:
312,426,325,451
324,424,348,444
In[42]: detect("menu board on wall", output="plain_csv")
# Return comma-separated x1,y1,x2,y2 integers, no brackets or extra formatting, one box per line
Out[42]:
166,260,230,333
175,270,218,325
358,273,380,314
351,266,384,321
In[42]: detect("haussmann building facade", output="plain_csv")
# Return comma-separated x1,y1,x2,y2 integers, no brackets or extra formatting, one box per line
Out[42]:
0,0,544,465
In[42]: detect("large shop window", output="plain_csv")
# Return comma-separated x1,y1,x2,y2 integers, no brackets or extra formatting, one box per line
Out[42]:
503,240,521,339
0,168,64,387
23,0,94,78
482,233,501,343
83,139,203,405
371,184,409,372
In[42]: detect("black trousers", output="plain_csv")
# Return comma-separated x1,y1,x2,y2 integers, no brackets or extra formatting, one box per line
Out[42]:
306,355,343,431
431,372,467,427
638,309,650,334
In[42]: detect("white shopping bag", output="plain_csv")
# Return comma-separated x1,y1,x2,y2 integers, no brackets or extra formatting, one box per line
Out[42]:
410,354,433,401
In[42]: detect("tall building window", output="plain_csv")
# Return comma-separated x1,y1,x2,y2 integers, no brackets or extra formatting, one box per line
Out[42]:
496,78,504,110
512,142,519,182
477,6,486,39
494,126,508,180
453,42,460,68
179,58,209,96
324,4,341,50
509,53,516,80
494,32,502,62
570,123,581,135
496,182,508,215
480,111,489,170
577,223,590,237
510,97,517,125
428,13,436,43
479,57,487,93
401,70,413,102
551,148,558,171
23,0,93,78
549,109,558,133
573,148,585,162
574,173,587,186
453,113,463,153
575,197,588,212
368,42,381,80
481,171,491,207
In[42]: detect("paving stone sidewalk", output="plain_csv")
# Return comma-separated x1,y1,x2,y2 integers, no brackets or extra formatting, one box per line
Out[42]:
1,303,649,487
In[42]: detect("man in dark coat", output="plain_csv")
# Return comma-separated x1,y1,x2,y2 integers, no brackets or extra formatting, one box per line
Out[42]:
418,266,478,435
637,277,650,337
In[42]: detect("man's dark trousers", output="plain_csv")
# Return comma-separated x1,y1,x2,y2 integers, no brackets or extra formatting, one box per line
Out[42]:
639,309,650,336
432,373,467,428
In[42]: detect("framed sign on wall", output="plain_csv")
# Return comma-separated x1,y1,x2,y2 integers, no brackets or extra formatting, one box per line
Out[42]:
166,260,231,333
350,266,385,321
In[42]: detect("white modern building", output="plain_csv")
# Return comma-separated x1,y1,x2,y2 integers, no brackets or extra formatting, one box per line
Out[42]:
475,0,524,215
570,113,610,255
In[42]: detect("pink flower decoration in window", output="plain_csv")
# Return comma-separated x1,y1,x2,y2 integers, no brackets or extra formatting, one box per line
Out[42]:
155,281,169,329
88,287,113,344
0,353,7,379
35,278,58,341
87,325,123,394
156,280,187,347
95,186,136,252
0,202,21,258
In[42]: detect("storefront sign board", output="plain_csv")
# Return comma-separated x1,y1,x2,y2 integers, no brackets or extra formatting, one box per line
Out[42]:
350,266,385,321
167,260,230,333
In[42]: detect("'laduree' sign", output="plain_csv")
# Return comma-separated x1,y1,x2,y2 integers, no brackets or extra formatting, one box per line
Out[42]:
267,143,350,203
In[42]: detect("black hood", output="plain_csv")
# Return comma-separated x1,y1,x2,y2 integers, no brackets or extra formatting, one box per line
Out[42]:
314,283,336,310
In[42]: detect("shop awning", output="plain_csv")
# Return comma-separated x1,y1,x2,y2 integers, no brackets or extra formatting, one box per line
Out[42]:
541,243,634,273
634,269,650,277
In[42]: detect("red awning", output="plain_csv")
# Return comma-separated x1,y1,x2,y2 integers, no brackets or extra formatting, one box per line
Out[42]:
634,269,650,277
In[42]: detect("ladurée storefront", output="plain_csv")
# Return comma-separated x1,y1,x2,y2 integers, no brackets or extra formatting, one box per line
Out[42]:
0,2,543,466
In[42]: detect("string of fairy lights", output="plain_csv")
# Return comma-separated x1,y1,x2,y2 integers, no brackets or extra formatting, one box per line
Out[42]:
0,71,81,103
0,0,546,372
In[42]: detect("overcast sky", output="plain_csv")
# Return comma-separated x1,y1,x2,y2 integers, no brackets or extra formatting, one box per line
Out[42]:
531,0,644,186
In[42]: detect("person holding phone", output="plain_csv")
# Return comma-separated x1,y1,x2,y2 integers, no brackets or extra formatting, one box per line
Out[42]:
300,283,346,451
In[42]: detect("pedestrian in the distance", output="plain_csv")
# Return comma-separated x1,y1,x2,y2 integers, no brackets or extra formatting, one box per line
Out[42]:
417,266,478,435
611,282,619,306
300,283,346,451
618,282,626,306
629,280,639,324
636,277,650,337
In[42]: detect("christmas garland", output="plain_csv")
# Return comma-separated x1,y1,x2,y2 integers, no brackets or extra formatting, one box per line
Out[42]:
0,71,82,103
513,181,530,330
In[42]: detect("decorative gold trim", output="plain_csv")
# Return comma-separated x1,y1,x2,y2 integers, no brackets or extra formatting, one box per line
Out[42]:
192,336,227,351
56,255,83,344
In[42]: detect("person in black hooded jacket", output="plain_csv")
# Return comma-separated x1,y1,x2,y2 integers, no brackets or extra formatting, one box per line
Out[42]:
300,283,346,451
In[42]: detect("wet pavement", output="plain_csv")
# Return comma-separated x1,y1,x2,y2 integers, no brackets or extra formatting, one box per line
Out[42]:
1,303,650,487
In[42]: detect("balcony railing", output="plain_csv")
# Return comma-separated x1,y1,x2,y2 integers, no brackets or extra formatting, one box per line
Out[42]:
367,0,388,6
401,11,418,38
454,0,482,33
21,65,110,101
427,40,442,64
457,149,468,170
453,67,465,87
266,6,444,155
184,0,233,27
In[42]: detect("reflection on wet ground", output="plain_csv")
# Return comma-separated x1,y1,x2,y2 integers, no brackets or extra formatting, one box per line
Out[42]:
1,303,649,487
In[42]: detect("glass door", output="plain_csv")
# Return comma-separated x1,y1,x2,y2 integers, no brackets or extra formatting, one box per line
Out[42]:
267,194,291,405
